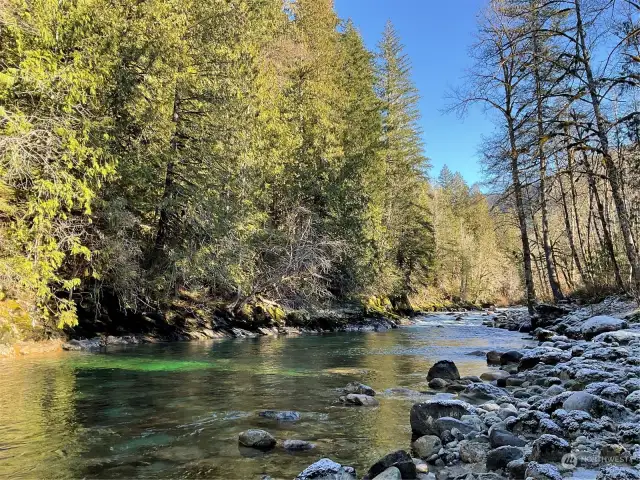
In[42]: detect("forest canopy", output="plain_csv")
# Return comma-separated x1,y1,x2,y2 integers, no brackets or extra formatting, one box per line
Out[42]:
8,0,636,335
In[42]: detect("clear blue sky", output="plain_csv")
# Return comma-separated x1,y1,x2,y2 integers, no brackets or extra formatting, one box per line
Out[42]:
334,0,489,186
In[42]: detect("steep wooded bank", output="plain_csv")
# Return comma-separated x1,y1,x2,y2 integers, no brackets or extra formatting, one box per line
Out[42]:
453,0,640,314
0,0,520,342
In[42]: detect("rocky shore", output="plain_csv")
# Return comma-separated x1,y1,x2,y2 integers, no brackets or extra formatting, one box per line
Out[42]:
275,296,640,480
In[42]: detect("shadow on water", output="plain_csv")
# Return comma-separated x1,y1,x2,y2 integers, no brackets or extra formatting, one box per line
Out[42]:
0,318,532,479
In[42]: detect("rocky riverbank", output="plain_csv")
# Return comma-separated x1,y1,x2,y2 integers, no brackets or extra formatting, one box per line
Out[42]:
280,296,640,480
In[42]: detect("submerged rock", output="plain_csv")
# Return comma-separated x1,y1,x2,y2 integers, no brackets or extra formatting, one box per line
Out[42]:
296,458,357,480
258,410,300,422
238,429,276,450
283,439,315,451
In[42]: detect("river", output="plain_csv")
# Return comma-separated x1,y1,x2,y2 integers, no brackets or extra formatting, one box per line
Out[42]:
0,312,532,479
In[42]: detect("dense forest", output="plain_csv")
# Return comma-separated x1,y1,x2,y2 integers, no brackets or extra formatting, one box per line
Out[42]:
1,0,637,339
454,0,640,314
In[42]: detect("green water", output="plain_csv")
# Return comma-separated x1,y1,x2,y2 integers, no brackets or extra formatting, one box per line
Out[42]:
0,314,530,479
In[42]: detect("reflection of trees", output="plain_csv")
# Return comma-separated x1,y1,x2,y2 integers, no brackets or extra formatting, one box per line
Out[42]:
0,357,77,478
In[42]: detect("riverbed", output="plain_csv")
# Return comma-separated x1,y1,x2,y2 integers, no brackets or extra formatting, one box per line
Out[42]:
0,312,533,479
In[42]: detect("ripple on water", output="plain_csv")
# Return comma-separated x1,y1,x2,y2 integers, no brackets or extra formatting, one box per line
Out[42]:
0,317,533,479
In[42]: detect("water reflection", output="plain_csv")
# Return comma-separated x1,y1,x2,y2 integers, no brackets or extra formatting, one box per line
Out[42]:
0,321,530,479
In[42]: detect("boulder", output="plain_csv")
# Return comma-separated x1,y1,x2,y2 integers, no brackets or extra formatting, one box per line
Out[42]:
525,462,563,480
459,440,491,463
410,400,476,436
427,360,460,382
283,439,315,451
344,382,376,396
296,458,357,480
432,417,479,437
258,410,300,422
596,467,640,480
364,450,416,480
626,391,640,410
581,316,628,340
518,347,571,370
480,370,511,382
488,428,527,448
428,378,448,389
585,382,628,404
238,429,276,450
506,459,528,480
372,467,402,480
412,435,442,459
461,383,508,401
529,434,570,463
486,446,524,471
487,351,502,366
594,330,640,345
500,351,523,365
562,391,629,420
342,394,379,407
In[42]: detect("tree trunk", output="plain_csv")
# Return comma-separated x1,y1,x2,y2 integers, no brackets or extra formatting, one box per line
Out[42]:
559,172,587,285
574,0,640,288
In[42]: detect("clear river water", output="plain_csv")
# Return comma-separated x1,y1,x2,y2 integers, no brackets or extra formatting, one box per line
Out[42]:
0,312,532,479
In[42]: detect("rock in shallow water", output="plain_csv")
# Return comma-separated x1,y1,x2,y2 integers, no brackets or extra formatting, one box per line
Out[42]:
283,439,315,451
427,360,460,382
296,458,357,480
238,429,276,450
342,394,379,407
258,410,300,422
344,382,376,396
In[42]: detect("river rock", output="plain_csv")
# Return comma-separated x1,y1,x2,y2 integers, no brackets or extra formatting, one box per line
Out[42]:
372,467,402,480
518,347,571,370
342,394,379,407
461,383,508,401
283,439,315,451
499,351,523,366
486,446,524,471
296,458,357,480
487,351,502,365
428,378,449,389
480,370,511,382
596,467,640,480
488,428,527,448
344,382,376,396
427,360,460,382
585,382,628,404
562,391,628,419
433,417,479,437
412,435,442,459
581,316,628,340
529,434,570,463
525,462,563,480
410,400,476,436
594,330,640,344
258,410,301,422
626,391,640,410
238,429,276,450
364,450,416,480
459,440,491,463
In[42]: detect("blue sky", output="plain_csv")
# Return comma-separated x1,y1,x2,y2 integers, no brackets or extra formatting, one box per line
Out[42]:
334,0,489,185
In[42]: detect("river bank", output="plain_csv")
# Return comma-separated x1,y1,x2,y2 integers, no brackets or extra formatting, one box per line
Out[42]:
286,296,640,480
